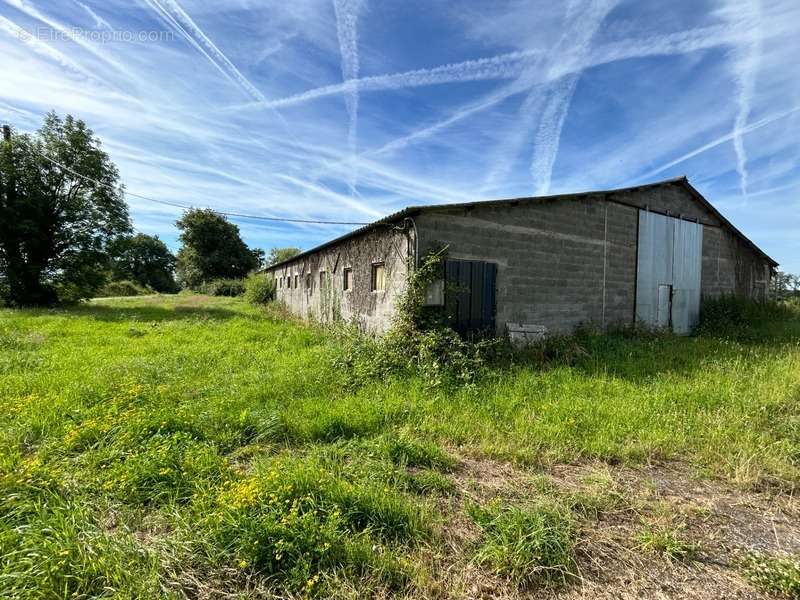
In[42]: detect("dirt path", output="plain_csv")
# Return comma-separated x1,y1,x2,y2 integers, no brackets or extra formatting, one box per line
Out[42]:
421,457,799,599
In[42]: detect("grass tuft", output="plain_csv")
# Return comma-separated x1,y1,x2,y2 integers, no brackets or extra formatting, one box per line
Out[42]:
469,500,575,588
204,455,420,595
635,522,698,561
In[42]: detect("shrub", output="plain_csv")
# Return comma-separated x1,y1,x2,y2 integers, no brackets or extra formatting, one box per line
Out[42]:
331,249,505,390
199,278,246,297
95,280,150,297
469,501,575,588
244,273,276,305
739,552,800,598
333,322,500,390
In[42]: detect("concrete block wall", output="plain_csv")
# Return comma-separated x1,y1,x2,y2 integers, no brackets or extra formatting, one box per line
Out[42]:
610,184,722,226
416,182,772,335
612,181,771,299
265,181,772,336
415,195,638,334
702,226,770,299
266,225,412,333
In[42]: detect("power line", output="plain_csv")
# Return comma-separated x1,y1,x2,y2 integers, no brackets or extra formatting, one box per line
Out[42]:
8,134,371,226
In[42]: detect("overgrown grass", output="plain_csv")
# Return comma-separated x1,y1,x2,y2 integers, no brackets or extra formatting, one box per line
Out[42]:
1,294,799,597
468,500,576,587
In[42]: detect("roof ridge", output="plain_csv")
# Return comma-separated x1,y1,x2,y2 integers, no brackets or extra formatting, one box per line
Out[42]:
264,176,777,271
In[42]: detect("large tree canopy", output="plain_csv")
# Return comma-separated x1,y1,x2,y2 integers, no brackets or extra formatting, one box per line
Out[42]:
175,209,261,289
0,113,130,305
109,233,178,293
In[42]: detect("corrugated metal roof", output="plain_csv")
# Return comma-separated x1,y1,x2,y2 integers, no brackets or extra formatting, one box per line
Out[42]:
264,176,778,271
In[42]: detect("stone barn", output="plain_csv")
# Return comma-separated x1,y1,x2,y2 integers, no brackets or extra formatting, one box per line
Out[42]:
264,177,777,337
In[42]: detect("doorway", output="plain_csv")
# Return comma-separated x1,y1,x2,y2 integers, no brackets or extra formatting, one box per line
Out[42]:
444,259,497,336
635,211,703,334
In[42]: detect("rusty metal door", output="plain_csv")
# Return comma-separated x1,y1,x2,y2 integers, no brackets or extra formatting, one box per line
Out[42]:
636,211,702,334
444,259,497,336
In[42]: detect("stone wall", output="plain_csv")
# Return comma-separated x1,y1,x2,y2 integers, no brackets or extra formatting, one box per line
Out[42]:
266,224,412,333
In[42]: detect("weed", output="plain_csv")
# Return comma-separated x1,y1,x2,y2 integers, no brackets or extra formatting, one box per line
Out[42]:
566,469,626,518
696,295,799,341
381,434,456,471
332,250,504,390
204,456,420,595
0,492,163,599
738,551,800,598
635,522,697,561
1,294,799,597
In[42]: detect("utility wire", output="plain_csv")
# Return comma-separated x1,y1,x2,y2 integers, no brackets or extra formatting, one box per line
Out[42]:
9,135,371,226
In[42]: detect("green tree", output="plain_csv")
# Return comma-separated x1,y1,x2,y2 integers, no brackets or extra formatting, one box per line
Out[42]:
266,246,302,266
770,271,794,300
175,209,260,289
0,113,130,306
109,233,178,293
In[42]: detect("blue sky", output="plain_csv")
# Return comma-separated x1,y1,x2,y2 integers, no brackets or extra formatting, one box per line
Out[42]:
1,0,798,271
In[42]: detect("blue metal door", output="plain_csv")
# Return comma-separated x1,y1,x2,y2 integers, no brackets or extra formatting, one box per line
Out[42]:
444,260,497,336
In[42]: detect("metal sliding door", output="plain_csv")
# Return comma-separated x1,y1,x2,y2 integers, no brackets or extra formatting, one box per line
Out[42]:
636,211,702,334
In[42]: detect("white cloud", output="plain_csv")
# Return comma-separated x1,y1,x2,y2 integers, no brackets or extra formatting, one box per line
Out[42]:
76,1,112,30
332,0,363,195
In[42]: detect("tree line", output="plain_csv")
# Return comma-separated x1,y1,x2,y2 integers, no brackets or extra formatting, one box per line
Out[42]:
771,271,800,300
0,112,299,306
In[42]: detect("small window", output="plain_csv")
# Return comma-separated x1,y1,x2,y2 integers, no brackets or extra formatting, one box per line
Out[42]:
319,270,326,289
305,274,312,291
286,275,290,289
343,267,352,291
371,262,386,292
294,274,299,288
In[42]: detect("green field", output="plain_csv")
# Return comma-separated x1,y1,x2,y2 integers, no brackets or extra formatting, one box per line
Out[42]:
2,295,799,598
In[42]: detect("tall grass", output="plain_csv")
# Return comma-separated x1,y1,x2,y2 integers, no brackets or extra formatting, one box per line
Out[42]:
1,294,799,596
